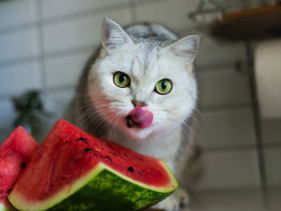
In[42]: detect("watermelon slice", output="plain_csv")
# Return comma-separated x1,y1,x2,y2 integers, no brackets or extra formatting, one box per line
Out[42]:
0,127,38,211
8,119,178,211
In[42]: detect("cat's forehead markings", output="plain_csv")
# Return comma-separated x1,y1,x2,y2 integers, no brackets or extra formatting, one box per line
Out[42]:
130,59,134,73
138,43,161,75
143,49,151,73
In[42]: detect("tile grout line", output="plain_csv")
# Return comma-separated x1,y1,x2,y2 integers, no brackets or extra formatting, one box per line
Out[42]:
132,0,171,7
245,42,267,191
129,0,137,24
35,0,47,98
0,46,96,69
40,3,130,26
0,3,130,36
203,142,281,153
200,103,253,112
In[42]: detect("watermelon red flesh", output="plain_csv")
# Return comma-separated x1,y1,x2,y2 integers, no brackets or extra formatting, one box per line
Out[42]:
0,127,38,210
9,119,177,210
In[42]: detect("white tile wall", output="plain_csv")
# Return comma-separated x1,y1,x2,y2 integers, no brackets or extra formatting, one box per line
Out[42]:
264,147,281,187
44,49,94,89
261,119,281,144
189,191,265,211
135,0,198,32
42,9,132,55
42,15,102,54
0,29,40,63
41,0,129,20
0,100,16,131
267,190,281,211
133,0,172,5
0,0,38,31
198,67,251,108
190,150,260,190
0,62,42,97
199,108,256,149
196,36,247,68
45,88,76,118
0,129,10,145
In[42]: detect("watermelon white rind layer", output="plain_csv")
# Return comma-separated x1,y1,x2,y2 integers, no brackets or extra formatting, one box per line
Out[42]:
9,162,178,211
0,203,5,211
0,202,16,211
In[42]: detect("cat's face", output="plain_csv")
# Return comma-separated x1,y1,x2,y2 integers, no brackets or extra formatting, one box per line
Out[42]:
87,19,199,140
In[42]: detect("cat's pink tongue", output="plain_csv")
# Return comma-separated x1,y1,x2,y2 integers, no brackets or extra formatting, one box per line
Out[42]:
127,106,153,128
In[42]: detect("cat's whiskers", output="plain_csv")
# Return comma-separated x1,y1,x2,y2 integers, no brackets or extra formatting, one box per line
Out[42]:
80,106,96,125
67,103,92,123
173,118,202,144
72,100,109,125
191,107,204,120
92,111,121,134
82,104,111,121
108,113,122,140
77,107,95,126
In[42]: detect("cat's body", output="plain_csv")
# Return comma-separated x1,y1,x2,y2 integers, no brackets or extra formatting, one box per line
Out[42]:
66,18,200,211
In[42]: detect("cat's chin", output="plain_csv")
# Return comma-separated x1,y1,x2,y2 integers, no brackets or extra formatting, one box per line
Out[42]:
121,126,154,140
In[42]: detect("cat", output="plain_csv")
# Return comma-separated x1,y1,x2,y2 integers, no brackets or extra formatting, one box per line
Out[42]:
65,17,201,211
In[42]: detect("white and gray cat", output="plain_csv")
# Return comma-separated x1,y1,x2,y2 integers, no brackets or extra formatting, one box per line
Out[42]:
66,17,201,211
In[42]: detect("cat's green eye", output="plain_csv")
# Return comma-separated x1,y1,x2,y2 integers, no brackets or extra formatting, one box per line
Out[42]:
113,72,130,88
155,79,172,95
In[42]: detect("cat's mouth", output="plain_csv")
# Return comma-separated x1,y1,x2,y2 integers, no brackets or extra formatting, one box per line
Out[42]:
125,106,153,129
126,116,140,128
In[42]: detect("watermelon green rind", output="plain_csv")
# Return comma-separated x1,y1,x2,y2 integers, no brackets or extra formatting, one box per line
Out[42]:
9,162,177,211
8,162,103,211
49,163,177,211
0,202,17,211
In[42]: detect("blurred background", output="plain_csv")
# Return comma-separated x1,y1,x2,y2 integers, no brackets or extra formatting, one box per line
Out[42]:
0,0,280,210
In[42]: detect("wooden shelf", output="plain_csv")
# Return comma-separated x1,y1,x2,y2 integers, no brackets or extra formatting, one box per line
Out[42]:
211,4,281,41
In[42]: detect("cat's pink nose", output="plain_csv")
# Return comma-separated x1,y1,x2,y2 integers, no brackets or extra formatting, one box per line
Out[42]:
126,106,153,128
132,100,146,107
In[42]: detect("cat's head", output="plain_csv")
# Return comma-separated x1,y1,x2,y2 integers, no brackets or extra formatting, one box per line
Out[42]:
88,18,199,140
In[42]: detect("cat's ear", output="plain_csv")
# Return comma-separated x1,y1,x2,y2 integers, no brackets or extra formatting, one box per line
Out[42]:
102,17,133,51
167,35,200,64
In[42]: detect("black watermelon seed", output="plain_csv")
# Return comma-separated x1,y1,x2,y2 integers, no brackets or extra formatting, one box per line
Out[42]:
125,154,128,157
105,156,112,161
100,155,103,158
84,148,94,152
20,162,26,169
77,137,88,144
114,153,117,157
128,166,134,172
138,171,142,175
